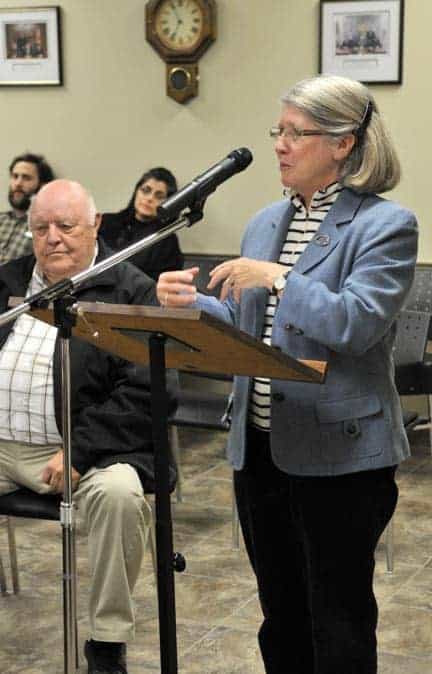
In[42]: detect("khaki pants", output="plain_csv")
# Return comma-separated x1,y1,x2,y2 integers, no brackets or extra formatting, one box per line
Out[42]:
0,439,152,642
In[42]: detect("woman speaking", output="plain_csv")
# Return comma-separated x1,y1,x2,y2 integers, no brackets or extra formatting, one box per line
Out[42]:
157,75,418,674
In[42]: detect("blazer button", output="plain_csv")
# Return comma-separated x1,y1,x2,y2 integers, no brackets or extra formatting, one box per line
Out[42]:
285,324,293,330
344,420,361,438
272,392,285,402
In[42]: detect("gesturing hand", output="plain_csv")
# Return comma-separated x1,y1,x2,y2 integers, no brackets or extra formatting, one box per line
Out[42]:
208,257,287,302
157,267,199,307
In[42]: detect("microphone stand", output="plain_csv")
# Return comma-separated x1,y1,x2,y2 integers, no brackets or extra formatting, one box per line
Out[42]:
0,203,205,674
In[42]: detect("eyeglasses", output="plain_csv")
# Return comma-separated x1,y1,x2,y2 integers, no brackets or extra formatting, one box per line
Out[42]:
269,126,330,143
139,184,167,201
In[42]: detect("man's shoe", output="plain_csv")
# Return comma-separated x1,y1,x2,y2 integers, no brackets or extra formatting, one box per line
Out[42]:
84,639,127,674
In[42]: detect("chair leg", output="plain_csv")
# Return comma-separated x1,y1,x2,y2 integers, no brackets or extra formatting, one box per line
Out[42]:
170,426,184,503
428,395,432,455
232,476,240,550
148,506,158,579
0,548,7,594
384,518,394,574
7,517,19,593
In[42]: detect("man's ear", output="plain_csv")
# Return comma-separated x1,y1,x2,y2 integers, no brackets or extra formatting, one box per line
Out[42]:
94,212,102,233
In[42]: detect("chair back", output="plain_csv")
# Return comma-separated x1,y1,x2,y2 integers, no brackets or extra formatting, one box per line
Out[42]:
393,309,430,366
183,253,235,297
404,268,432,339
182,253,235,382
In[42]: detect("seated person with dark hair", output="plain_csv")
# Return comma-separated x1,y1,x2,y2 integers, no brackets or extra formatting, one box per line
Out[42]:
100,167,184,281
0,152,55,264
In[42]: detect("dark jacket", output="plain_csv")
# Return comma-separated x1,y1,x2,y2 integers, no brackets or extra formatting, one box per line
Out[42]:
100,209,184,281
0,240,176,492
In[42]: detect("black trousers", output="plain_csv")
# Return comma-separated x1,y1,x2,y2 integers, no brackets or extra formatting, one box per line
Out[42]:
234,426,398,674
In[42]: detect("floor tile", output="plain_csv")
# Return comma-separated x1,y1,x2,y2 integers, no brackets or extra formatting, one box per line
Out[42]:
1,427,431,673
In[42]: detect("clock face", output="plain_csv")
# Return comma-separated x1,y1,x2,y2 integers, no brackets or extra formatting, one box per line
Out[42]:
155,0,204,51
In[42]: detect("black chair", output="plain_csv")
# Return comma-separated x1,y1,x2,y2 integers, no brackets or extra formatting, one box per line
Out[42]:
0,488,157,673
382,306,429,573
0,488,156,605
403,267,432,318
182,252,235,290
170,385,232,490
0,488,62,595
0,488,80,670
396,267,432,417
394,307,432,448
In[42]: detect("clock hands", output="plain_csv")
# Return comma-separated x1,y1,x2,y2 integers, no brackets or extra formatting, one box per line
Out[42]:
170,2,185,40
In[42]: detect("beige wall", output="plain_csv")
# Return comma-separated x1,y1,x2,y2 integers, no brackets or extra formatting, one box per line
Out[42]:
0,0,430,259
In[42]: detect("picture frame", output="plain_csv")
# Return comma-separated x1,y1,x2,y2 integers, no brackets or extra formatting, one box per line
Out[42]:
0,6,62,86
319,0,404,84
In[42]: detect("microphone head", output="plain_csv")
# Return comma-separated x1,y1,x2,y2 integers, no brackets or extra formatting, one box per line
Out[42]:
228,147,253,171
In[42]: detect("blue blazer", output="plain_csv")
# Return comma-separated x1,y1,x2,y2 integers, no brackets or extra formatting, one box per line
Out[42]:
196,188,418,476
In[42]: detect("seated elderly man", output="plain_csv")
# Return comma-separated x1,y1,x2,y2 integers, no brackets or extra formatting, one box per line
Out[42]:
0,180,173,674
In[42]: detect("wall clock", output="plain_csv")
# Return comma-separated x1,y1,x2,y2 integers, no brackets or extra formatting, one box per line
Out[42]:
146,0,217,103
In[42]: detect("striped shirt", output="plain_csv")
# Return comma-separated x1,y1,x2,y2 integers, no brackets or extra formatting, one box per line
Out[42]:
248,182,342,431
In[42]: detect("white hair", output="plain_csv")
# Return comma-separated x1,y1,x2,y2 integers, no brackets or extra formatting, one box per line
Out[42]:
28,179,98,227
281,75,401,193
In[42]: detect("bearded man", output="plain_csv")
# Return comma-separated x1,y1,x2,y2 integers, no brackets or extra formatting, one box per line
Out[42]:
0,152,55,264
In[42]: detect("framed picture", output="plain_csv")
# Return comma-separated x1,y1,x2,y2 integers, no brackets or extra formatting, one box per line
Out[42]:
0,6,62,85
319,0,404,84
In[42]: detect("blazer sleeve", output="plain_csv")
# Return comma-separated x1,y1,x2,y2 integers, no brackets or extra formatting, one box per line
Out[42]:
276,202,418,356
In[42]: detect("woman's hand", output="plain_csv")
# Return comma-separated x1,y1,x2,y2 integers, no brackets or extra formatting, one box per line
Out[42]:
208,257,287,302
157,267,199,307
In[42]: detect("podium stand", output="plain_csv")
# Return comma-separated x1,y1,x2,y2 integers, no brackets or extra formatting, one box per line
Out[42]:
17,300,327,673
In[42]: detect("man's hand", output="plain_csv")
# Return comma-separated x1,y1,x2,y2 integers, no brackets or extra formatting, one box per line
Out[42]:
41,449,81,494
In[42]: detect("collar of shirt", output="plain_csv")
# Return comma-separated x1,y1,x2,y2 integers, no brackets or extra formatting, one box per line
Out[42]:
286,181,342,215
8,210,28,222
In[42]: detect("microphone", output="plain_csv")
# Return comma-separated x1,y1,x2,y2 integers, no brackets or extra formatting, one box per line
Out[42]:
157,147,253,223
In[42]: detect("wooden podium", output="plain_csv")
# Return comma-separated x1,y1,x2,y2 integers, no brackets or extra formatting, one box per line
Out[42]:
27,301,327,381
23,300,327,674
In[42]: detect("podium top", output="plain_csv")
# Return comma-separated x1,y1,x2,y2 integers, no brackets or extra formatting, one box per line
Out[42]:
10,299,327,383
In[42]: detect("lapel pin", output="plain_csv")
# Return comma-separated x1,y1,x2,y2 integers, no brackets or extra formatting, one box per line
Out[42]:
313,233,330,247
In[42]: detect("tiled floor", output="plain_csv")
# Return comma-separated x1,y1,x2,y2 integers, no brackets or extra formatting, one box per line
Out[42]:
0,426,431,673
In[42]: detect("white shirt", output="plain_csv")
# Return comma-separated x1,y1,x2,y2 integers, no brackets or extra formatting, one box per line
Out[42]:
0,245,99,444
0,267,61,444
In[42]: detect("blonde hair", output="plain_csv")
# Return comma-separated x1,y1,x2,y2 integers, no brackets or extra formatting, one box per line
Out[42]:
281,75,400,194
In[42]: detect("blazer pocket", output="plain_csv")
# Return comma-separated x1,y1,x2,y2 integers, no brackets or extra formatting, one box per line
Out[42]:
317,394,385,463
